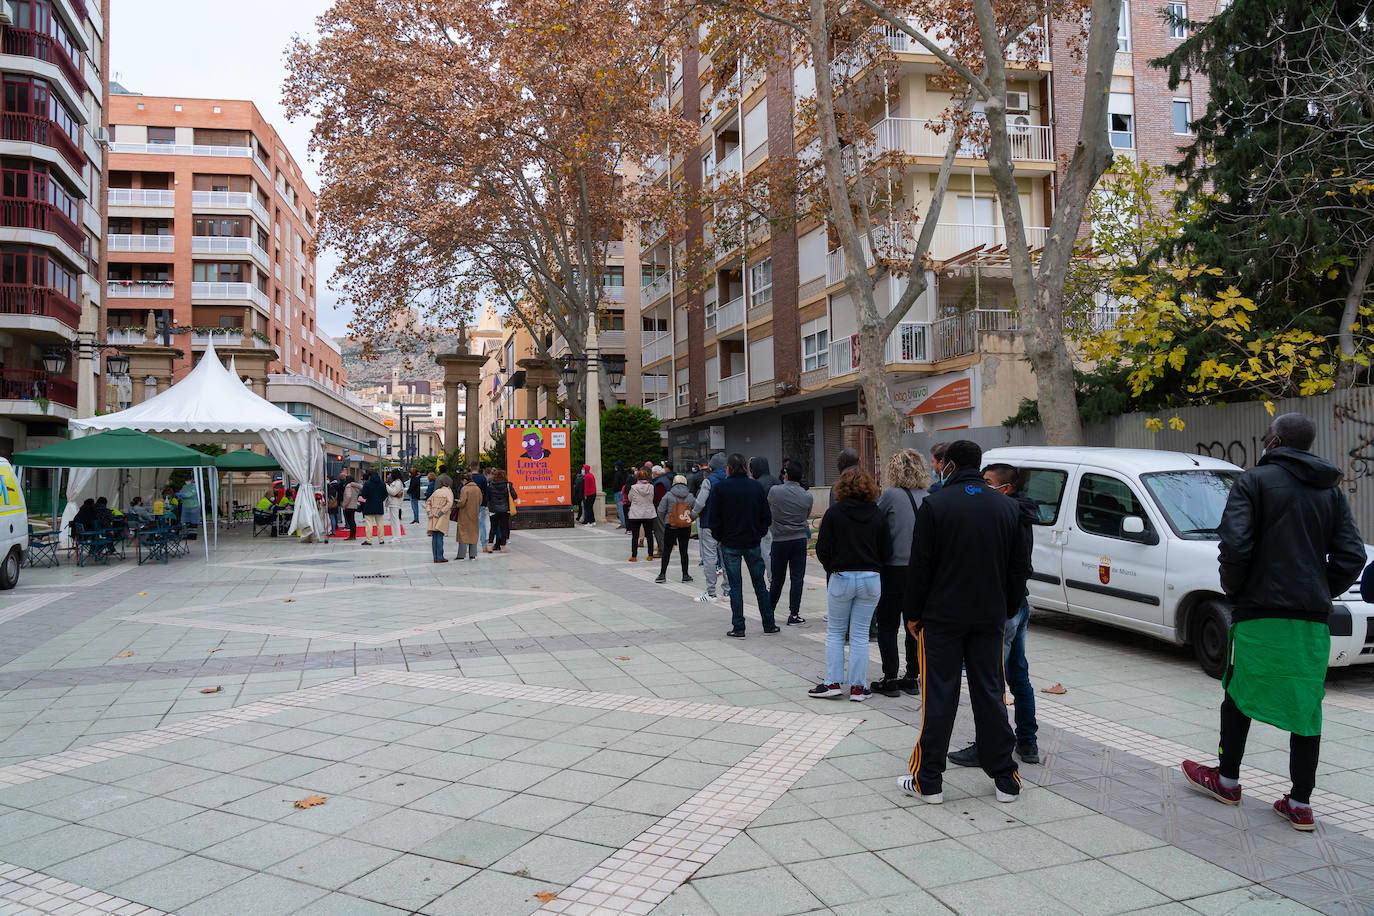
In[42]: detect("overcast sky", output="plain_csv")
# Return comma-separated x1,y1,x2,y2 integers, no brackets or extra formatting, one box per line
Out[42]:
109,0,351,338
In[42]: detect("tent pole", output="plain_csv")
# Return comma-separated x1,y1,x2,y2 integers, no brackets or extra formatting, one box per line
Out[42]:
195,465,208,560
212,468,219,549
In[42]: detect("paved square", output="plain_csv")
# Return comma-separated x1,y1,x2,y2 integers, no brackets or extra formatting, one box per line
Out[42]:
1,525,1371,914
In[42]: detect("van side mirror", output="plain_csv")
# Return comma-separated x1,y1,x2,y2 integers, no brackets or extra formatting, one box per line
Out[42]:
1122,516,1145,535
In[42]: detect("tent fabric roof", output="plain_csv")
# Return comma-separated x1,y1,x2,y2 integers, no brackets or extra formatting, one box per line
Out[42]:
215,449,281,471
13,428,214,469
69,339,312,439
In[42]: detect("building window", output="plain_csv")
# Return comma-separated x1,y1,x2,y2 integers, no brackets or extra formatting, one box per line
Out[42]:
1172,99,1193,135
748,258,772,308
1116,0,1131,51
1109,112,1134,148
802,319,829,371
192,262,246,283
1167,2,1187,37
704,299,717,330
676,382,689,407
147,126,175,145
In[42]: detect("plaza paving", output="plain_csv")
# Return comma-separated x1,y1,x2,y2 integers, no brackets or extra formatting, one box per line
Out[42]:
1,523,1372,915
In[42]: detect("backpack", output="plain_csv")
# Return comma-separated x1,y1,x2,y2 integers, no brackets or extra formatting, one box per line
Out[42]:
668,498,693,528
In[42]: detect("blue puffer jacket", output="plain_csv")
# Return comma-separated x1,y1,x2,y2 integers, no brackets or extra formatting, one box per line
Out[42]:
360,475,388,515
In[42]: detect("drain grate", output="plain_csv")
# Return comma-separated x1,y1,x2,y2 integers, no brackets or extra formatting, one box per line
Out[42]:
353,573,391,580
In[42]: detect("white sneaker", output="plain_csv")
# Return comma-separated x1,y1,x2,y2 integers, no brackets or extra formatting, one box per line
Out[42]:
694,593,718,603
897,775,942,804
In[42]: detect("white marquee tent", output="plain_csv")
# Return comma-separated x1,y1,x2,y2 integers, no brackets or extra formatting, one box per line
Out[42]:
65,340,327,541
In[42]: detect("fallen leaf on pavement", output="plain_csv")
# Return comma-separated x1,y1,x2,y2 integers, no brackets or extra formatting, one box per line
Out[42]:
199,686,223,694
616,656,630,661
138,592,147,596
114,651,134,658
1041,683,1067,695
535,892,558,903
206,648,221,653
293,795,327,809
530,585,541,589
284,599,296,603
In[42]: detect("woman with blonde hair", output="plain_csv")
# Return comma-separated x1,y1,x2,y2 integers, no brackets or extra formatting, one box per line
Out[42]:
870,448,932,697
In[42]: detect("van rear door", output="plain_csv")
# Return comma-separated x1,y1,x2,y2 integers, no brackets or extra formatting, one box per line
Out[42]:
1018,465,1072,613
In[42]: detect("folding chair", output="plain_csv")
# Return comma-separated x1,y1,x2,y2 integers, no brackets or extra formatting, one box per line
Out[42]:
70,523,112,567
137,527,172,565
25,527,59,568
253,509,276,537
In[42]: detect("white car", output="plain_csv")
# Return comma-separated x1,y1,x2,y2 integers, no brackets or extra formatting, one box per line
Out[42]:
982,447,1374,676
0,457,27,589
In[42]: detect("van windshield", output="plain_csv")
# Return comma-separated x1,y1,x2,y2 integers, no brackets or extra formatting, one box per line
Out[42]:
1142,470,1240,539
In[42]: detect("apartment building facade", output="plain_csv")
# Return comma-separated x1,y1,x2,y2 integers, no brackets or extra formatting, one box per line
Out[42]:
0,0,108,456
639,3,1214,482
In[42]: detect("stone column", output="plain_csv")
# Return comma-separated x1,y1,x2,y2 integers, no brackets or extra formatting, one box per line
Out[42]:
444,382,460,455
464,382,480,464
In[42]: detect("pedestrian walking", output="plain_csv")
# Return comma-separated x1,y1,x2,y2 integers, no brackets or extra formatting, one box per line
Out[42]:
870,449,930,698
487,468,517,552
359,471,388,545
611,461,628,528
898,440,1030,805
810,467,890,702
327,473,345,536
948,462,1040,764
655,475,696,583
470,464,491,552
453,473,482,560
692,453,729,602
627,469,657,561
408,470,423,523
1182,413,1365,831
386,470,406,538
426,474,453,563
707,453,775,638
342,475,361,540
767,463,813,626
581,464,598,524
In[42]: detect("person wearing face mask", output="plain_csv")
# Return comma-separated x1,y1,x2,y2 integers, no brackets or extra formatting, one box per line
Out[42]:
927,442,951,493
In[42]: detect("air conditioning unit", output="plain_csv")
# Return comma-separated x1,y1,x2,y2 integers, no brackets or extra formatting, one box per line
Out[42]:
1008,114,1033,135
1006,91,1030,113
95,126,111,146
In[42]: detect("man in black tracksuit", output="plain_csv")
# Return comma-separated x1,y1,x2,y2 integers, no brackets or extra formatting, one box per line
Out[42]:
899,440,1031,804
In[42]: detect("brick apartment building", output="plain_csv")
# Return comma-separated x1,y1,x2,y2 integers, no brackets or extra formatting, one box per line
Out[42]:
0,0,108,456
635,1,1216,481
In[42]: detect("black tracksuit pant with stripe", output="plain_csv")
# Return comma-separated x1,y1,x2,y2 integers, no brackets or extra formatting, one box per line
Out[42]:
908,619,1018,794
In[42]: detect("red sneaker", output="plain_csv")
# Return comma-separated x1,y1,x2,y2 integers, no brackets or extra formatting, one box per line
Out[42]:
1181,760,1241,806
1274,796,1316,832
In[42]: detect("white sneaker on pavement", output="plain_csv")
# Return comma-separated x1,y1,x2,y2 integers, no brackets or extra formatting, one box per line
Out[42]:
694,593,719,603
897,775,942,804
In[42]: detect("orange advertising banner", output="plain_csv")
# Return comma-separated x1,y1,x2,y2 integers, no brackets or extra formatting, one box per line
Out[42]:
506,425,572,508
910,378,972,415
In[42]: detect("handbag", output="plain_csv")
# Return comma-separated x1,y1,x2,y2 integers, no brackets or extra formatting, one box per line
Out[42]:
508,483,518,517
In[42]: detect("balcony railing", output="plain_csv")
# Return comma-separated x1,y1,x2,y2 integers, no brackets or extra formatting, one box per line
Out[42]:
0,369,76,408
108,188,175,207
646,396,674,421
826,223,1051,284
828,323,928,378
641,374,672,396
189,330,272,350
109,141,255,159
718,372,748,406
716,295,745,333
0,197,84,250
2,28,84,92
191,191,271,227
595,329,625,350
641,272,671,305
104,329,147,346
108,233,174,253
0,283,80,328
711,148,743,188
872,116,1052,163
599,285,626,304
642,332,673,365
2,113,84,171
191,235,270,266
107,280,173,299
825,312,1014,378
192,281,271,312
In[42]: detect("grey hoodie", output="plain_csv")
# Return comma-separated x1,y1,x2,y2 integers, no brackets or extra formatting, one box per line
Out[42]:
657,482,693,524
768,480,814,541
876,486,928,566
692,452,728,522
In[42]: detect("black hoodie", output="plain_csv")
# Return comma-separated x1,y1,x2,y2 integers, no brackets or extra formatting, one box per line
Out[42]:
1217,446,1366,624
748,457,780,493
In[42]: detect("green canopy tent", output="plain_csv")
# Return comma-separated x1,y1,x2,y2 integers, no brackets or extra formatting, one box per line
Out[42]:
214,449,281,523
13,428,217,558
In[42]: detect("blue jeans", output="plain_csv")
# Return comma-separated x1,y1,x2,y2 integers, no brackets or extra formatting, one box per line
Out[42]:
1005,601,1037,745
479,506,488,546
615,492,626,527
721,545,774,633
768,538,807,616
410,496,421,523
430,531,445,561
825,571,881,686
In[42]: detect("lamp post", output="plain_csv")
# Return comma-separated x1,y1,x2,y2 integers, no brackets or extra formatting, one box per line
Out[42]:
559,323,625,524
42,337,131,407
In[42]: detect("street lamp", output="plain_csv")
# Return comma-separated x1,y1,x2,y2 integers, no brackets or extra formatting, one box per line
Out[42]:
42,350,68,376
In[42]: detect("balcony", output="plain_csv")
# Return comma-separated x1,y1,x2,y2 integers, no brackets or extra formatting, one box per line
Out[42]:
641,374,672,396
716,296,745,334
599,285,626,305
825,223,1051,285
642,332,673,365
872,116,1052,163
595,329,625,350
2,28,84,92
710,148,743,188
104,328,147,346
641,272,671,306
646,396,674,421
882,20,1049,62
824,313,1013,378
108,233,174,253
190,329,273,350
109,141,255,160
192,235,271,269
828,322,929,378
191,191,271,228
107,280,173,299
2,113,84,172
0,197,84,250
0,284,80,328
108,188,175,208
718,372,748,406
0,369,76,409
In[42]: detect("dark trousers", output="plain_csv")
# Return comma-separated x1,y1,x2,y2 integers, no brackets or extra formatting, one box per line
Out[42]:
491,512,511,548
875,565,918,681
908,619,1017,795
581,495,596,523
343,508,357,538
658,526,691,577
722,545,775,633
1218,691,1320,803
628,518,655,558
768,537,807,616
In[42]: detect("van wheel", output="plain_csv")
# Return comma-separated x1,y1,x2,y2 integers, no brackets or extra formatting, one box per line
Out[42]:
0,547,19,590
1191,599,1231,679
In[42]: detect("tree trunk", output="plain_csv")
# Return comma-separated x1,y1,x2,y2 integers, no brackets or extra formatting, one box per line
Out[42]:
1336,239,1374,389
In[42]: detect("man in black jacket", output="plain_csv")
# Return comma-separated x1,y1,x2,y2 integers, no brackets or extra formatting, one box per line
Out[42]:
1183,413,1365,831
407,471,422,524
706,453,775,637
899,440,1030,805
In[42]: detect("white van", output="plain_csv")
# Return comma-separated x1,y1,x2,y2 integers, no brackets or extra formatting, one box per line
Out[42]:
981,447,1374,676
0,457,27,589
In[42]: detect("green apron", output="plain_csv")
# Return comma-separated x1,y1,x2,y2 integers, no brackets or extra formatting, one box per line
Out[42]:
1223,617,1328,737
